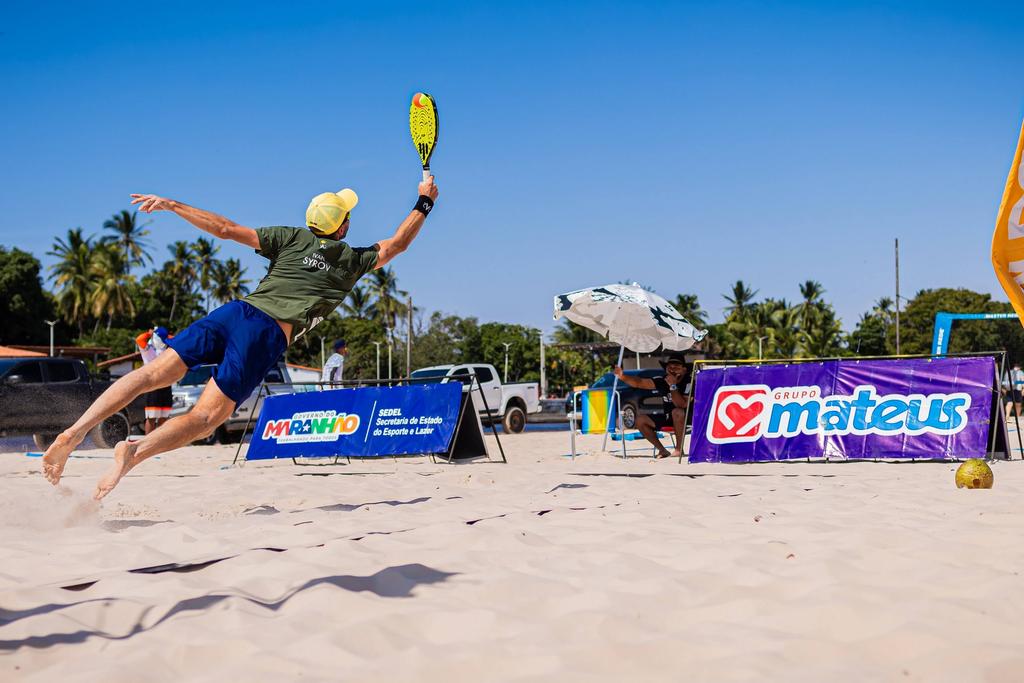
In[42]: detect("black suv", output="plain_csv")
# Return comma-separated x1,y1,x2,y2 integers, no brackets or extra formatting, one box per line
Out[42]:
565,369,678,429
0,357,145,449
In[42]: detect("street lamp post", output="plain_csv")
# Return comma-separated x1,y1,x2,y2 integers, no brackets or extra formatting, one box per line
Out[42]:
502,342,512,383
757,335,768,361
373,341,382,380
387,344,393,380
45,320,57,357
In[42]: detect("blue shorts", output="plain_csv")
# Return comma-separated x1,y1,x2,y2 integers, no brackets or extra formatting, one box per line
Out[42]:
167,300,288,405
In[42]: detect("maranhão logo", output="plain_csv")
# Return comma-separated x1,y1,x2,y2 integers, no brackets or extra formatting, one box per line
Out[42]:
262,410,361,444
706,384,972,444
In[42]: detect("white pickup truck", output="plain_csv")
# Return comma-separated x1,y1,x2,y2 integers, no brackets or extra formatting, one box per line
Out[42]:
410,363,541,433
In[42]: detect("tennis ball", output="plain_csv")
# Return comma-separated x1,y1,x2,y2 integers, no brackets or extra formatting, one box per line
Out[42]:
413,93,426,108
955,458,994,489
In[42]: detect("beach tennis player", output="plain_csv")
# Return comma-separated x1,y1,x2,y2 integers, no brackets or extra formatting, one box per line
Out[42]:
613,353,691,458
42,176,438,499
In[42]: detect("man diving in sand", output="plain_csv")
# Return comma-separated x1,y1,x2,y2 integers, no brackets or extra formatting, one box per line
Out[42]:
42,177,439,499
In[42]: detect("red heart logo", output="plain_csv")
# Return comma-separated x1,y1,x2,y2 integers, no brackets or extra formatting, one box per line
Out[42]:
709,387,769,442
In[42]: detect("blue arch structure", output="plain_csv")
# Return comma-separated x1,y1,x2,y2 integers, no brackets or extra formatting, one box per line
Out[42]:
931,311,1018,355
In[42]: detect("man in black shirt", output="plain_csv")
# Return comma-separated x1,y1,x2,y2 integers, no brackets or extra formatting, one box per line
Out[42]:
612,353,690,458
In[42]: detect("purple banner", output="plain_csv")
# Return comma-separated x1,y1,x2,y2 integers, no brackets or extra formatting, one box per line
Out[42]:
689,356,995,462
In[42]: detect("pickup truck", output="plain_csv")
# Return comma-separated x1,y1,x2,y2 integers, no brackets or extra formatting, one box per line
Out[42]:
0,356,145,449
171,361,320,443
409,363,541,433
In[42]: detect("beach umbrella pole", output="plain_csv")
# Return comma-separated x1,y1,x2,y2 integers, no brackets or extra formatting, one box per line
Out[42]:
602,344,627,453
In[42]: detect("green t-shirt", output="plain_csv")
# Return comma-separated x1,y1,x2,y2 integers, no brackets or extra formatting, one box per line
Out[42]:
243,226,379,340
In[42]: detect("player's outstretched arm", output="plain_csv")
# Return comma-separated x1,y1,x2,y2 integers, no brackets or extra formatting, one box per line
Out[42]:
130,194,259,249
375,177,439,270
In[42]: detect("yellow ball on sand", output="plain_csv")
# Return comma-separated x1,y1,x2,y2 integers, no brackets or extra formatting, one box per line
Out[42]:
955,459,994,489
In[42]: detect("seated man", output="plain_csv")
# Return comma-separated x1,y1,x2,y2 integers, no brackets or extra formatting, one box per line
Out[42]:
612,353,691,458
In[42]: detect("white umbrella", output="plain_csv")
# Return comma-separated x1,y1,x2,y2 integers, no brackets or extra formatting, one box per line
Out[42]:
553,283,708,453
553,283,707,352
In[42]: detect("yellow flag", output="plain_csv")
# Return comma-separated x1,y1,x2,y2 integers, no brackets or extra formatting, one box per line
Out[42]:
992,117,1024,326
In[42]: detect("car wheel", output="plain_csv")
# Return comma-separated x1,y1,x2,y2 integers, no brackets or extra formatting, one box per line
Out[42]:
90,412,131,449
502,406,527,434
32,433,58,450
620,403,638,430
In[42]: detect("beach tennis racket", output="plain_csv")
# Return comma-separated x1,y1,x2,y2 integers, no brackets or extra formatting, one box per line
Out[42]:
409,92,438,181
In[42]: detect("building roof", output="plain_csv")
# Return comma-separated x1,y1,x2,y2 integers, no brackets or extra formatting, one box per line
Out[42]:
0,345,45,358
97,351,142,369
6,345,111,360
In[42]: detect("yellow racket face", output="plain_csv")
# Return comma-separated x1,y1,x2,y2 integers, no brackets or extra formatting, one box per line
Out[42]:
409,92,438,170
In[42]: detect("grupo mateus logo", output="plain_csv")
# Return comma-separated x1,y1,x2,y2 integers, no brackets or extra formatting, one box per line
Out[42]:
706,384,972,444
262,410,361,443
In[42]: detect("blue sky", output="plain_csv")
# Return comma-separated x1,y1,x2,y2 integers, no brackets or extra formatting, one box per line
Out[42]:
1,1,1022,336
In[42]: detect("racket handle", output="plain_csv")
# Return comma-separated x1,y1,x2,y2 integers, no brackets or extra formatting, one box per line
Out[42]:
422,168,431,182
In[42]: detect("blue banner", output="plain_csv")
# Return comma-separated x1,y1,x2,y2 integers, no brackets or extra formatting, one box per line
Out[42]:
246,383,463,460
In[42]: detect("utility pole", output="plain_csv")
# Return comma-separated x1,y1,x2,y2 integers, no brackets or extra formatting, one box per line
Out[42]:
320,337,325,369
45,320,57,357
895,238,901,355
387,343,393,380
406,295,413,376
757,335,768,360
503,342,512,383
539,335,547,397
373,341,382,380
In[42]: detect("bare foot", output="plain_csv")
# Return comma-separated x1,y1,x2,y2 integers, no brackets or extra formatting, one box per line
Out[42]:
42,432,81,485
655,448,672,459
671,449,684,459
94,440,138,501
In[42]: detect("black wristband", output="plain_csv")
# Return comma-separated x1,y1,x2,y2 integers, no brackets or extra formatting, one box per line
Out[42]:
413,195,434,216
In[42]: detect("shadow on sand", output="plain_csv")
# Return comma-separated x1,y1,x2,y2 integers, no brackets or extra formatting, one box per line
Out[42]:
0,563,458,650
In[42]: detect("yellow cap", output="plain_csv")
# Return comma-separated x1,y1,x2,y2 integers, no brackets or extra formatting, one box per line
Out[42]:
306,188,359,236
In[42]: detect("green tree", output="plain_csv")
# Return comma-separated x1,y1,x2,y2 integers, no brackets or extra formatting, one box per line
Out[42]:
191,237,220,313
102,210,151,274
0,246,58,344
672,293,707,328
341,283,373,319
48,228,96,336
210,258,250,305
847,297,895,355
724,280,758,320
89,242,136,330
409,312,481,369
165,241,197,326
368,267,408,345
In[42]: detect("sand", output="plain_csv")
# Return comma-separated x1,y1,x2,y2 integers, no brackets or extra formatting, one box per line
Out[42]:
2,431,1024,682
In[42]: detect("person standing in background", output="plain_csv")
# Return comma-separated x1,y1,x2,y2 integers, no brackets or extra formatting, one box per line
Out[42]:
321,339,348,386
136,327,174,434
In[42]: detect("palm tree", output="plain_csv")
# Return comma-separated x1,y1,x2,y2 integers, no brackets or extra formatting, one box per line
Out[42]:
166,241,197,326
368,267,408,345
799,307,844,357
102,210,151,274
191,237,220,312
210,258,250,304
341,283,373,319
798,280,825,329
672,293,707,328
48,228,96,336
798,280,824,304
724,280,758,321
89,243,136,330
